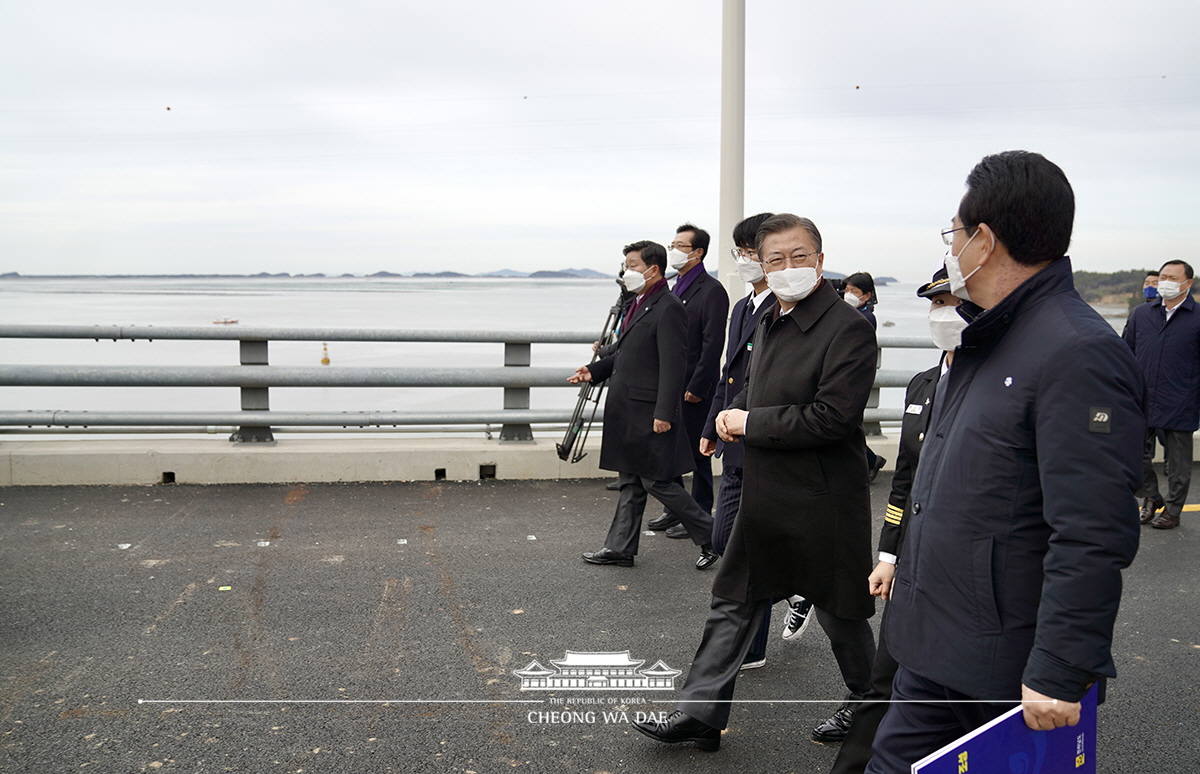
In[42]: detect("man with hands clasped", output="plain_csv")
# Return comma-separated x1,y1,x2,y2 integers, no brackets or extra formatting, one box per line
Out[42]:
632,213,878,752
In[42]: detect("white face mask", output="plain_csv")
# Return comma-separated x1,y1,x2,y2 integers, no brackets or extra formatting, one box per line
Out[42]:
928,304,969,352
1157,279,1187,300
766,266,820,304
621,269,646,294
736,259,764,284
945,229,982,302
667,248,692,271
843,292,862,308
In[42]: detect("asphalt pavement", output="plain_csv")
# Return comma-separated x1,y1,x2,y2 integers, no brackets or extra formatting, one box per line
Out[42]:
0,473,1196,773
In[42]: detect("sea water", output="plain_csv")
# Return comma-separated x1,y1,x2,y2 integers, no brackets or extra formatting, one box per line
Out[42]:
0,276,947,430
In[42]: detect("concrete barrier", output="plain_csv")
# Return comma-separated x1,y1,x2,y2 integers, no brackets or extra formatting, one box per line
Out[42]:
0,435,907,486
7,432,1194,487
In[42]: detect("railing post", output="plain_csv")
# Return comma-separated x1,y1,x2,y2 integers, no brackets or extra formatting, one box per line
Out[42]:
864,346,883,437
230,339,275,444
500,341,534,441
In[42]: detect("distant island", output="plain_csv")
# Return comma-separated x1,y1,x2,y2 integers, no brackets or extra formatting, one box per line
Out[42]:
0,268,613,280
1074,268,1187,314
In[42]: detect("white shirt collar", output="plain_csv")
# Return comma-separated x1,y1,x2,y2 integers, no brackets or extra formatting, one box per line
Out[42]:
749,288,771,313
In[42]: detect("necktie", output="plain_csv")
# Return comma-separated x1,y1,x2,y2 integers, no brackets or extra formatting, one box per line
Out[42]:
743,298,756,336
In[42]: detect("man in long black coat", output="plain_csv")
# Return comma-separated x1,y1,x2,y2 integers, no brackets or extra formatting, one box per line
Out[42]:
569,241,716,570
632,214,878,751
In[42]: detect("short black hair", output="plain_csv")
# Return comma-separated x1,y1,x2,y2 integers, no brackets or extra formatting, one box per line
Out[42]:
676,223,710,260
1146,270,1160,277
958,150,1074,266
754,213,823,255
623,240,667,274
1160,260,1194,280
844,272,877,307
733,213,774,250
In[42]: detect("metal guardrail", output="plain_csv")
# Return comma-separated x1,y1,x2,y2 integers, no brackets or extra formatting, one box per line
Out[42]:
0,324,932,349
0,324,936,442
0,365,920,389
0,409,582,427
0,365,574,388
0,324,597,344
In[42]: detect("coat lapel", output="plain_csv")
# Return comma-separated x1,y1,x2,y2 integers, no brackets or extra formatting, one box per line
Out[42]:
676,266,709,305
619,293,661,341
788,280,840,332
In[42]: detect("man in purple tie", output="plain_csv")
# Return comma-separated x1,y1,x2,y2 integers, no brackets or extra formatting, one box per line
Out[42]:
648,223,729,534
569,240,717,570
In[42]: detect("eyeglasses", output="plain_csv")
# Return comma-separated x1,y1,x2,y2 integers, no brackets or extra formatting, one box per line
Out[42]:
940,227,967,246
731,247,759,262
762,252,817,269
669,243,693,252
940,224,979,246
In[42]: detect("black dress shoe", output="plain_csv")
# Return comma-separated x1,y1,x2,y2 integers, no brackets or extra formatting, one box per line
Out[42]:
647,512,681,530
868,455,887,483
605,480,620,491
696,545,718,570
812,704,855,742
1139,496,1165,524
665,524,689,539
1151,510,1180,529
582,547,634,567
631,710,720,752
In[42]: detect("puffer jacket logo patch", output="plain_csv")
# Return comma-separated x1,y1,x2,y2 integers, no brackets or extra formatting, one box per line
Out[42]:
1090,407,1112,434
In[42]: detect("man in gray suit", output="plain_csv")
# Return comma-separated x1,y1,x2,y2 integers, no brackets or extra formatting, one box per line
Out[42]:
569,240,717,570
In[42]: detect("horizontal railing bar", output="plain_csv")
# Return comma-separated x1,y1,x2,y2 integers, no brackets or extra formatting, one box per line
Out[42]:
0,324,936,349
0,324,600,344
0,408,903,427
0,410,589,426
0,365,572,388
0,427,546,435
875,370,924,388
876,336,937,348
0,365,919,389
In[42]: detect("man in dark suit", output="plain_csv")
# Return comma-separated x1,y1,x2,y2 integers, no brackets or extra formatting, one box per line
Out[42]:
867,152,1145,772
702,213,776,559
632,214,878,751
569,240,717,571
697,212,800,673
1122,259,1200,530
649,223,729,534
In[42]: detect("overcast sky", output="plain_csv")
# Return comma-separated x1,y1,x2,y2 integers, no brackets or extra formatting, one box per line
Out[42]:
2,1,1197,281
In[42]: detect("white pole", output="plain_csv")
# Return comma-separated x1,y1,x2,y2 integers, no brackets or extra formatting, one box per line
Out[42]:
717,0,746,302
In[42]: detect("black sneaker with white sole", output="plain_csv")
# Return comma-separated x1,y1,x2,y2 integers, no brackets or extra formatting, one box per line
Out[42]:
781,597,813,640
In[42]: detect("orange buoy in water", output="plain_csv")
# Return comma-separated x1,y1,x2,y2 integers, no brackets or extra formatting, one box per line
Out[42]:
320,343,330,365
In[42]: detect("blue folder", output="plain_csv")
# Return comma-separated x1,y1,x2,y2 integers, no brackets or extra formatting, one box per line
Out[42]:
912,684,1098,774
